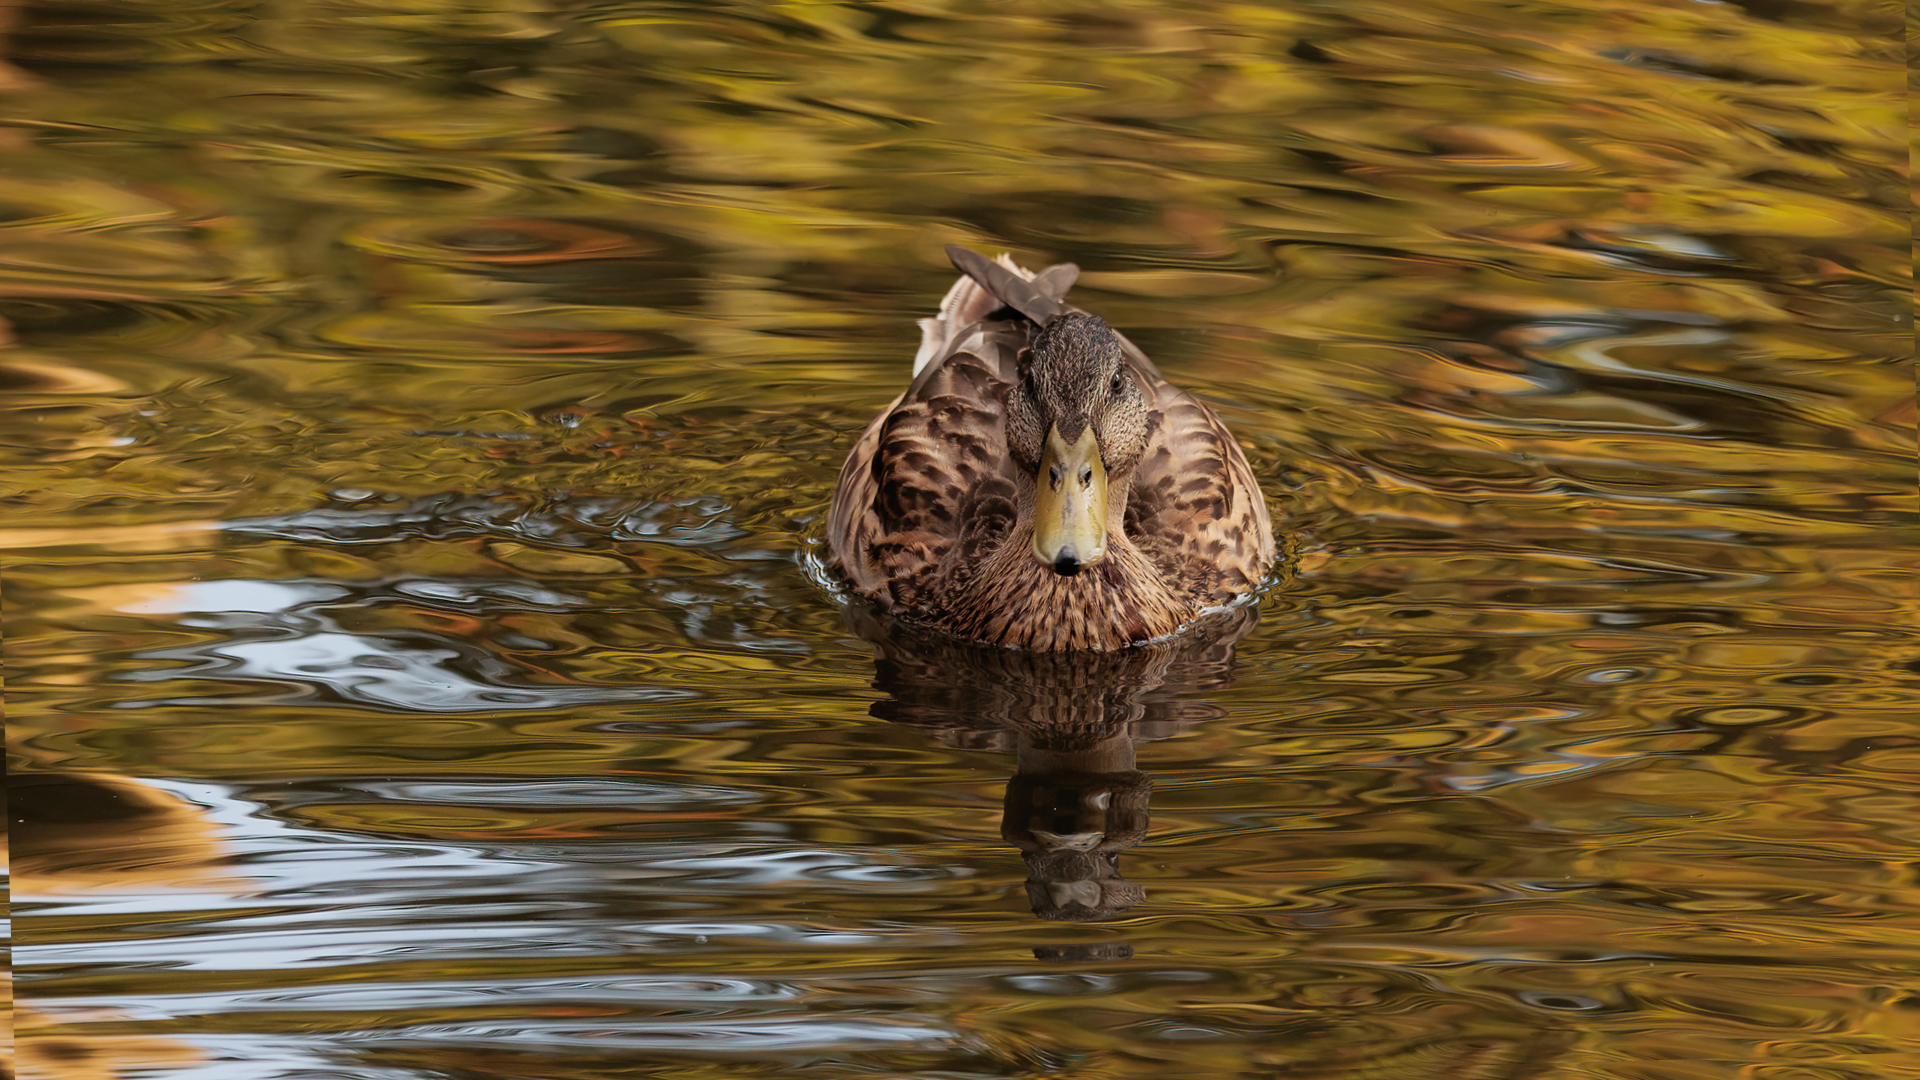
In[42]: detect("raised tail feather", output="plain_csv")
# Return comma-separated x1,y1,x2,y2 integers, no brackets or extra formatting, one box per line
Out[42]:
913,247,1080,376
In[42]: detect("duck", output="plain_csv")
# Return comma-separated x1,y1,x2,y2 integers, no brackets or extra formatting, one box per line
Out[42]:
827,245,1275,651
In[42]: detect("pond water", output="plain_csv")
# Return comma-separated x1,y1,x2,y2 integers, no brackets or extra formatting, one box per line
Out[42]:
6,2,1914,1078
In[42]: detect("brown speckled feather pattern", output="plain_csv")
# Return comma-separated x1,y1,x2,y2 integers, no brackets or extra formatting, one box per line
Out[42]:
828,255,1275,650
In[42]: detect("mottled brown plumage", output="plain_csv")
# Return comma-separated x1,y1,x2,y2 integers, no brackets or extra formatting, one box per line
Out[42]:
828,246,1275,650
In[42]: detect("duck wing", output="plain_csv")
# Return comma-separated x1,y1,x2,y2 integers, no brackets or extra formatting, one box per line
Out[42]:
1124,378,1276,605
829,323,1028,608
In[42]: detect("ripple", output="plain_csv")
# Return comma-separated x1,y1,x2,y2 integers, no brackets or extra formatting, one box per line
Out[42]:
344,217,663,265
225,493,747,549
122,628,696,713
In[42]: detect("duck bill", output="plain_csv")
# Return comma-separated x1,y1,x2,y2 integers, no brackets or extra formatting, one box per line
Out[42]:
1032,425,1110,576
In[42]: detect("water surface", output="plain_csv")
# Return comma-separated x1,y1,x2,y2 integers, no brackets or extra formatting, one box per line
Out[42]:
6,2,1914,1078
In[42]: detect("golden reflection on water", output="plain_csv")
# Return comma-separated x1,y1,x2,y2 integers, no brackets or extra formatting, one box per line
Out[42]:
5,1,1914,1078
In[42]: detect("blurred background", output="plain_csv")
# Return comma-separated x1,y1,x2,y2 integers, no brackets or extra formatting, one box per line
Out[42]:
5,2,1913,1078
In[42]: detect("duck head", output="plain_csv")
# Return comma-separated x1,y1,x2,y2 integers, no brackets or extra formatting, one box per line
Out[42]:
1006,313,1151,576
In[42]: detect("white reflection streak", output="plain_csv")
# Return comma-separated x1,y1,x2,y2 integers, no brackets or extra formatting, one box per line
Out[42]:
19,777,566,916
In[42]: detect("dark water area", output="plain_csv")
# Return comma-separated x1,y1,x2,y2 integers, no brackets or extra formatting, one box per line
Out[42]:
5,2,1914,1078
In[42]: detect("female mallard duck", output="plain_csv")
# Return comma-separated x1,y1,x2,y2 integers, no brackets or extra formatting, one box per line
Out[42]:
828,246,1275,651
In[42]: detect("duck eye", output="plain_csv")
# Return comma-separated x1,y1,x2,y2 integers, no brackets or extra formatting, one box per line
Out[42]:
1110,373,1125,394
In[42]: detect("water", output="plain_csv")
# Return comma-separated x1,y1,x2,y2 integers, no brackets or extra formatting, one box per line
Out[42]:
6,2,1914,1078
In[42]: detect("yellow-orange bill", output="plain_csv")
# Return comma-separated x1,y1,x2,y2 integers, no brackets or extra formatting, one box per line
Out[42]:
1032,424,1109,573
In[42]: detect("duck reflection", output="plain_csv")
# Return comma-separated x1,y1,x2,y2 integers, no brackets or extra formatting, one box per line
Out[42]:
849,605,1259,922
